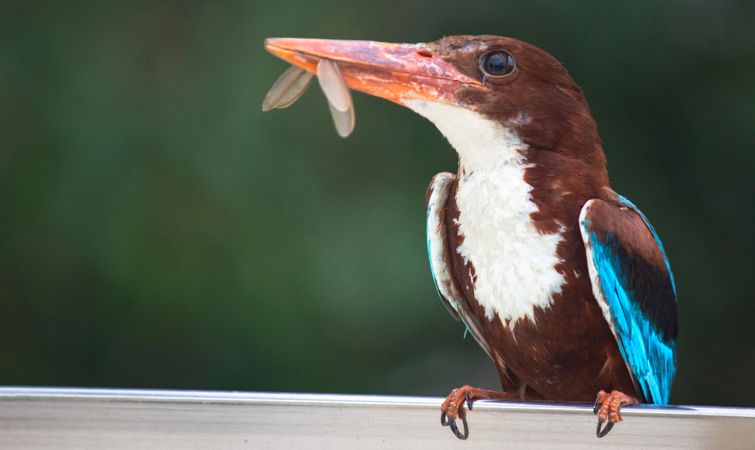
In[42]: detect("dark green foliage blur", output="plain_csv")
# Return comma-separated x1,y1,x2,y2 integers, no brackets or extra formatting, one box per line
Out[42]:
1,1,753,406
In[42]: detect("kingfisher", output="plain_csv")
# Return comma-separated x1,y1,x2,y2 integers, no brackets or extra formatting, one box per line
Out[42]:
264,35,679,439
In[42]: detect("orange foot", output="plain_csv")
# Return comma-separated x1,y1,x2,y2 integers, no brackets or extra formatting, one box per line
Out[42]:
593,390,639,438
440,385,515,440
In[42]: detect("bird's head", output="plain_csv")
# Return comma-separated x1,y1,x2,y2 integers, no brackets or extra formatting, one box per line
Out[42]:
265,35,605,172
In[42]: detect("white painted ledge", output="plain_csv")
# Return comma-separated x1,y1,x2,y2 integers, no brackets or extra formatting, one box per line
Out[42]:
0,387,753,449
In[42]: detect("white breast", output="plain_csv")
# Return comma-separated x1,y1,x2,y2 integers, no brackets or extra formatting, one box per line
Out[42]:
406,100,565,324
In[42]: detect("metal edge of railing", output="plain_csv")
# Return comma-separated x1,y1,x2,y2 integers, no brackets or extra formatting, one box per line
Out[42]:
1,386,753,418
1,386,754,450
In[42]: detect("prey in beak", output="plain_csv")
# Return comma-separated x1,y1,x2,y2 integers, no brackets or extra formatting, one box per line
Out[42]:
262,58,354,137
262,38,487,137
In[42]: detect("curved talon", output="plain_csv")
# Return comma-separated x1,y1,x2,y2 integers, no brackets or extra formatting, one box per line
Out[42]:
441,385,510,440
596,421,614,438
592,390,636,438
447,416,469,440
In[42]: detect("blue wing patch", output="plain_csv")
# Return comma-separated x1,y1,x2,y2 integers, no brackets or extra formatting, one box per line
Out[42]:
580,197,678,404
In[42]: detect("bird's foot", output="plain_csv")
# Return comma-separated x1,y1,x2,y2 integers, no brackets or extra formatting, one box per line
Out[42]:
440,385,514,440
593,390,639,438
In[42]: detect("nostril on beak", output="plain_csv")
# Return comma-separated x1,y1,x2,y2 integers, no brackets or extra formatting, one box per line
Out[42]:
417,49,433,58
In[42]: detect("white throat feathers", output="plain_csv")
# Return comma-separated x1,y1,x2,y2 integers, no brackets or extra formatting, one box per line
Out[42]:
407,100,565,324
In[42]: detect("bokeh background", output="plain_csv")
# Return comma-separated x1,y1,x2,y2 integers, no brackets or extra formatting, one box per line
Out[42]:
2,1,753,406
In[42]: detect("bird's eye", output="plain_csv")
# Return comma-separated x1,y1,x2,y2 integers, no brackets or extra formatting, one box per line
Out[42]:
480,51,515,77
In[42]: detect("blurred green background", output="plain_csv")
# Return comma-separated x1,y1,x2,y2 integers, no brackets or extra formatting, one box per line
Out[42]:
1,1,753,406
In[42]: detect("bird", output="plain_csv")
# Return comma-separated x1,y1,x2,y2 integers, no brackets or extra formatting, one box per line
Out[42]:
264,35,679,439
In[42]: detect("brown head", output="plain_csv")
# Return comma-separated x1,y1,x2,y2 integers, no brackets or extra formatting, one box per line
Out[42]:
265,35,607,176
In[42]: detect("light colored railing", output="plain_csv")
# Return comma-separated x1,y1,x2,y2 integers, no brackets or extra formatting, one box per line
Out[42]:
0,387,753,449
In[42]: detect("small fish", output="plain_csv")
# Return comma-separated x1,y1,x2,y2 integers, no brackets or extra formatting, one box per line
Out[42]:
261,66,313,112
262,61,355,138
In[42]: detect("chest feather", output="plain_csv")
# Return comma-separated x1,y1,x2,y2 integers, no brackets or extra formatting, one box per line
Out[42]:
405,99,565,324
455,169,565,323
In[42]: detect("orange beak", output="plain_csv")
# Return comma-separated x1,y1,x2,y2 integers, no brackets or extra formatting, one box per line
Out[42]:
264,38,485,106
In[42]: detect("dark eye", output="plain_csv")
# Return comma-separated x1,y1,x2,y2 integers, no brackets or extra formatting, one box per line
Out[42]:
481,51,515,77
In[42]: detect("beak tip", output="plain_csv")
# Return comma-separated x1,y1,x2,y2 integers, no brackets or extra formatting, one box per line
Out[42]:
263,38,277,52
264,38,292,54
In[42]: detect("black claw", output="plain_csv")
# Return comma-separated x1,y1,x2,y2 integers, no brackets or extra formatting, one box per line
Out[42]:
596,421,614,438
593,396,601,415
441,412,448,426
466,391,473,411
448,416,469,440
